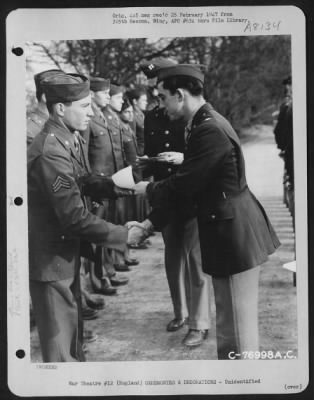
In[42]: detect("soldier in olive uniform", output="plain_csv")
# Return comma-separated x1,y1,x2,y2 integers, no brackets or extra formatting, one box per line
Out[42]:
27,69,64,146
83,77,129,295
135,64,280,359
28,72,140,362
127,86,148,156
140,59,212,347
103,83,139,271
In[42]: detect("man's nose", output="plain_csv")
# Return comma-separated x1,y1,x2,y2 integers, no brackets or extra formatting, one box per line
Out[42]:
88,106,94,117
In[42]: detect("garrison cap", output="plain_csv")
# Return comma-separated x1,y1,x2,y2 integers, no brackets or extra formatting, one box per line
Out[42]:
110,83,125,96
90,77,110,92
41,72,90,103
157,64,205,84
141,57,177,79
34,69,64,92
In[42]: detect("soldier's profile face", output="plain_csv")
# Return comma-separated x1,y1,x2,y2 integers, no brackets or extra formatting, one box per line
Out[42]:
93,89,111,108
137,94,148,111
157,82,183,120
120,106,134,123
63,94,94,131
110,92,124,112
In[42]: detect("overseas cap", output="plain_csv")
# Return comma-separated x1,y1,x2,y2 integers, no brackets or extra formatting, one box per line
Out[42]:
34,69,64,92
110,83,125,96
157,64,205,84
141,57,177,78
41,72,90,103
90,77,110,92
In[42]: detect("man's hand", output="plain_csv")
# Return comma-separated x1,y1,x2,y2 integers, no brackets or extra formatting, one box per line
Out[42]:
125,220,154,247
133,181,149,195
157,152,184,165
126,221,149,247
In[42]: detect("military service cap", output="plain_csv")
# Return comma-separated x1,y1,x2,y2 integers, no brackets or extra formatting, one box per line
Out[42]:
41,72,90,103
156,64,205,84
34,69,64,92
90,77,110,92
110,82,125,96
141,57,177,79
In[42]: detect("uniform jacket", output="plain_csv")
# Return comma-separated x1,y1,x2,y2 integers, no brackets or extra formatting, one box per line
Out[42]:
147,103,280,277
27,106,48,147
132,105,145,156
144,106,186,181
83,103,123,177
120,120,138,166
28,117,127,282
144,106,196,223
102,106,126,171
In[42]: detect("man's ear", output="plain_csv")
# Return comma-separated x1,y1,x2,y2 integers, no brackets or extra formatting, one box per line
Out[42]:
55,102,65,117
176,88,185,102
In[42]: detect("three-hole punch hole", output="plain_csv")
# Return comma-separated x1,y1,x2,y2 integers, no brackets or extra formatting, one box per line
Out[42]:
12,47,24,56
14,197,23,206
16,349,25,359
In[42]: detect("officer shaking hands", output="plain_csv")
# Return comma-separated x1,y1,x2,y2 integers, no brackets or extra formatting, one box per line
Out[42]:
133,63,280,360
28,71,146,362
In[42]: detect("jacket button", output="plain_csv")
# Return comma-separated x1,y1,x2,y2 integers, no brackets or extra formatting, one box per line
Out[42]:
150,131,154,135
100,173,105,176
164,130,169,135
210,215,216,220
167,168,172,172
100,131,104,135
165,143,170,148
61,235,65,240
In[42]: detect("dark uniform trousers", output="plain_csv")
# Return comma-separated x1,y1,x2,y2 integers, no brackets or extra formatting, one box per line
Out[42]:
144,106,211,330
28,118,127,362
147,103,280,359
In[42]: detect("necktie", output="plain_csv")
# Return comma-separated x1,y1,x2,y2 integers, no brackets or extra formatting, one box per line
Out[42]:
184,126,192,143
74,132,81,156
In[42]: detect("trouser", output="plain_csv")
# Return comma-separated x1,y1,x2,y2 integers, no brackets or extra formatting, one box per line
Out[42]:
92,202,116,283
30,274,85,363
162,218,211,330
212,266,260,360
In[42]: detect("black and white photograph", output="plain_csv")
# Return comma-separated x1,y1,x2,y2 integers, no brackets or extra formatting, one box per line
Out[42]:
6,5,309,397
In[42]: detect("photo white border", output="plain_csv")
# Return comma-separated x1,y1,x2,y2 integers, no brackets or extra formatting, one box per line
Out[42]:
6,5,308,396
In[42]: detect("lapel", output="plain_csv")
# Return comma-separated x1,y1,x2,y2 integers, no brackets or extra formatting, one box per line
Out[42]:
45,118,83,166
92,102,108,129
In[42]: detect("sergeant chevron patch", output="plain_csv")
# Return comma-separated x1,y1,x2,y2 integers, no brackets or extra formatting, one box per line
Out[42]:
52,175,71,192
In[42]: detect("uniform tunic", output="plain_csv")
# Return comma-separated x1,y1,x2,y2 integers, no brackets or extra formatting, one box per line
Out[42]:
101,106,129,225
147,103,280,277
132,105,145,156
28,117,127,361
120,119,150,221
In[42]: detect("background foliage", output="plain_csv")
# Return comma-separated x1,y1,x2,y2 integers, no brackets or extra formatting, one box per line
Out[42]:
26,35,291,132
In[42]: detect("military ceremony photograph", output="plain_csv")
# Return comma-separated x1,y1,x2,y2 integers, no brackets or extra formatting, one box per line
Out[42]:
6,4,310,397
24,34,298,363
